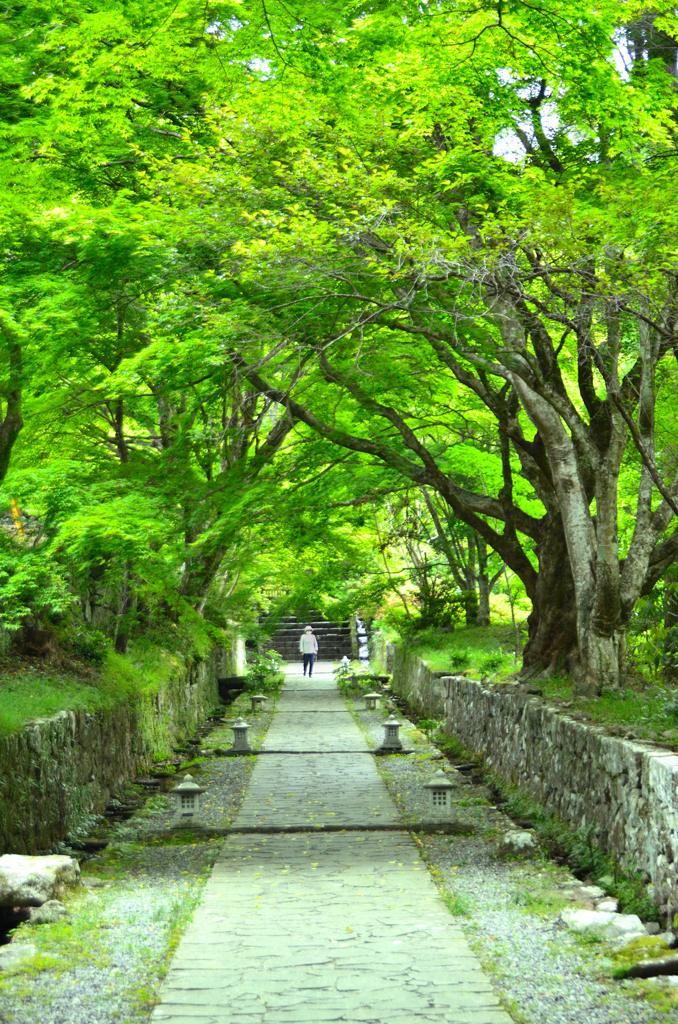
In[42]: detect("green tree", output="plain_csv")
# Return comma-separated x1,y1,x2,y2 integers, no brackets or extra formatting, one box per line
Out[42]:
172,1,678,693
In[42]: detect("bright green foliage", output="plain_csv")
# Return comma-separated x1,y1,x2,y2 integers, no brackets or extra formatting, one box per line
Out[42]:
1,0,678,695
244,649,285,694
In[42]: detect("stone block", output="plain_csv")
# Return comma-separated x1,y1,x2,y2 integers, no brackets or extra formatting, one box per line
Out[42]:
559,908,646,940
497,830,537,858
0,854,80,906
29,899,69,924
0,943,36,972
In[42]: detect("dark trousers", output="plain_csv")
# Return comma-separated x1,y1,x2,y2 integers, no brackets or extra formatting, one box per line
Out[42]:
303,653,315,676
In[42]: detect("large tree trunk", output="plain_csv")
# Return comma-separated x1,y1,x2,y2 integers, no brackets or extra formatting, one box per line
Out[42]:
521,517,579,678
511,377,624,696
578,626,626,697
115,561,133,654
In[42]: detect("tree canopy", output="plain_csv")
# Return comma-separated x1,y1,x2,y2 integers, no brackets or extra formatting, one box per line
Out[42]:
2,1,678,693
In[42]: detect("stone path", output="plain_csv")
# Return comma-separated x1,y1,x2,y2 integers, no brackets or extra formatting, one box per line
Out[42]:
152,664,512,1024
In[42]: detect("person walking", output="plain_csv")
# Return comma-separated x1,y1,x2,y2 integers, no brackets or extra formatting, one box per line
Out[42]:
299,626,318,677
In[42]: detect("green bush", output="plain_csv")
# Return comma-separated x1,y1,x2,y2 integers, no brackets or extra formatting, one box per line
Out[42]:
67,627,109,664
245,649,285,695
449,648,471,671
481,652,504,673
418,718,441,742
663,693,678,723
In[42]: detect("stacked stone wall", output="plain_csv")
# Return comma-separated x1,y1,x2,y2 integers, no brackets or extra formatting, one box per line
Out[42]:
381,638,678,920
371,634,445,717
0,649,225,854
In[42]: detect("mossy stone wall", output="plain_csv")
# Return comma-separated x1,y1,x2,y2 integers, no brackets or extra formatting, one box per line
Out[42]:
0,649,225,854
372,634,445,718
382,638,678,924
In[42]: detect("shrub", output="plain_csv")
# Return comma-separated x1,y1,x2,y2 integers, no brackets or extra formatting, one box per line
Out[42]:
449,649,471,671
68,627,109,664
481,652,504,673
568,823,608,878
245,649,285,695
663,693,678,723
418,718,441,742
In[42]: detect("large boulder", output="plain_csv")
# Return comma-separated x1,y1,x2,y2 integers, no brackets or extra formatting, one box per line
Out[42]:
560,908,646,941
0,943,36,972
498,830,538,858
0,855,80,907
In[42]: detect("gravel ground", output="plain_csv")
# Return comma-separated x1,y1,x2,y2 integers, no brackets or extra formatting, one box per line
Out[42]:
0,692,277,1024
347,692,678,1024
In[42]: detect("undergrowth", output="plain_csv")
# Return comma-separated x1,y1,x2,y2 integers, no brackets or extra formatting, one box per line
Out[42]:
486,774,660,921
0,645,182,735
400,624,522,677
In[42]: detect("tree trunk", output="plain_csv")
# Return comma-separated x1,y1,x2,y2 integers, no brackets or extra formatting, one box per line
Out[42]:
475,534,491,626
0,322,23,484
115,562,133,654
521,517,579,678
663,567,678,679
578,626,626,697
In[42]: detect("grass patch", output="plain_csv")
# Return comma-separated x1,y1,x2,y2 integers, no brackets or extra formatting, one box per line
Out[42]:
406,624,521,677
0,645,181,735
512,886,570,917
439,733,483,765
537,677,678,742
636,985,678,1016
176,756,207,772
440,887,473,917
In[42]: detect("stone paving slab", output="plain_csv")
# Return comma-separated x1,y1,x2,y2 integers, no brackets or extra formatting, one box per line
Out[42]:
153,833,510,1024
273,689,348,712
153,664,512,1024
262,715,364,751
235,753,399,829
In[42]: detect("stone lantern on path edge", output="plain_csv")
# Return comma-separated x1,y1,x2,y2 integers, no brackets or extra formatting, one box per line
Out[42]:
232,716,252,753
423,770,455,819
170,774,207,827
381,714,403,751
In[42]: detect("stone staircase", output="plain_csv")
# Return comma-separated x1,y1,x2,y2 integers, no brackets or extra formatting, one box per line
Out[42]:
264,612,355,662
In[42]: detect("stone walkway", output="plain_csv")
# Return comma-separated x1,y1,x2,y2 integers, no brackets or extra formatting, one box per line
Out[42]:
152,664,512,1024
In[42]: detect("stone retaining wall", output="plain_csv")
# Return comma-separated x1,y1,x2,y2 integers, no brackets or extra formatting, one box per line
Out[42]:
442,675,678,919
380,637,678,921
0,649,226,854
371,634,446,718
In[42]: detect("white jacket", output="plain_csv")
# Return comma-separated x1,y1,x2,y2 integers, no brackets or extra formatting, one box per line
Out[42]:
299,633,318,654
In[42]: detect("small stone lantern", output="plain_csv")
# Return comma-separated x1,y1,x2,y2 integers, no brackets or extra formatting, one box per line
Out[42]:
382,714,403,750
249,694,267,713
364,692,380,711
423,770,455,818
170,774,206,826
232,716,252,753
